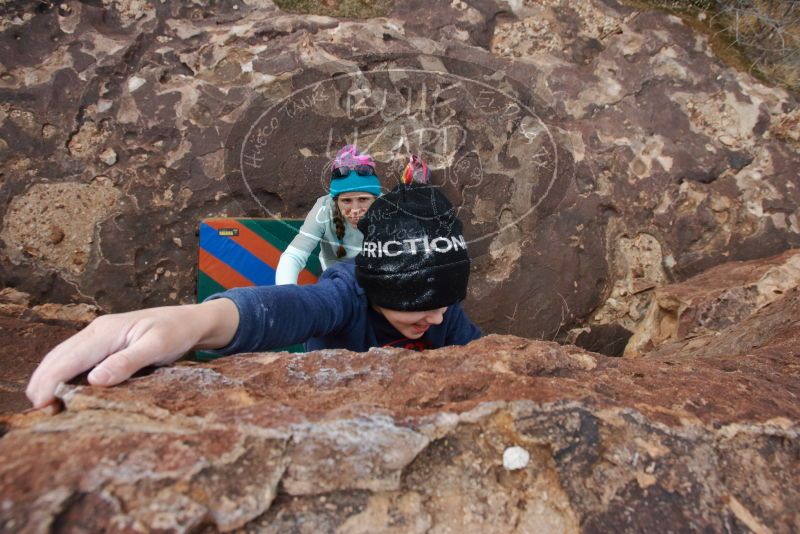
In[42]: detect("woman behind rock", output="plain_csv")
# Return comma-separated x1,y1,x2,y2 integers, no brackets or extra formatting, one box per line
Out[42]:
275,144,381,285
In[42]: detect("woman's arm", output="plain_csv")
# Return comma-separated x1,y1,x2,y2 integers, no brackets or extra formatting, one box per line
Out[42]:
276,196,330,285
275,244,312,285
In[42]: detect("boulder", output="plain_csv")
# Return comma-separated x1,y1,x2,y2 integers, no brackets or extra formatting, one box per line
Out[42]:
2,2,799,527
1,331,798,532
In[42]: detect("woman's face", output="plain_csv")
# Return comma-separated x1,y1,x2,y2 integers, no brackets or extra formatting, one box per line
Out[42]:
374,306,448,339
337,192,376,227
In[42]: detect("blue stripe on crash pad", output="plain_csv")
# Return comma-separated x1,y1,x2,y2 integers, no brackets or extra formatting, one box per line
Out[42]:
199,222,276,286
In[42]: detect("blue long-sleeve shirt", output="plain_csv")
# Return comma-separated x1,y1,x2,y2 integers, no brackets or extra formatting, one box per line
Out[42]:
204,261,483,354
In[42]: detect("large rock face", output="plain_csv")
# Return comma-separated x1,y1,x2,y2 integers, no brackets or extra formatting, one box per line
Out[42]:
0,0,798,343
1,324,798,532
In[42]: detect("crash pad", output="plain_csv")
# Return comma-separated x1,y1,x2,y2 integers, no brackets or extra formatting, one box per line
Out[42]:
196,218,321,358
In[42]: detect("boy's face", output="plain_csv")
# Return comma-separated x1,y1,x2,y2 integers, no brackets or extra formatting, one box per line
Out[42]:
374,306,448,339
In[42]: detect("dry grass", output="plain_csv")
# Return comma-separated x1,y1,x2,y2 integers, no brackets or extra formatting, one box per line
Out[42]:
273,0,393,19
647,0,800,92
713,1,799,90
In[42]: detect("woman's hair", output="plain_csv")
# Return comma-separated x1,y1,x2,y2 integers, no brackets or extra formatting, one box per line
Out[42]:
332,199,347,258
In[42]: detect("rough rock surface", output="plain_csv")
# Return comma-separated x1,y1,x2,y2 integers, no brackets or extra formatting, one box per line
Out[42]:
0,288,88,415
0,314,76,415
626,248,800,356
1,330,798,532
0,0,798,345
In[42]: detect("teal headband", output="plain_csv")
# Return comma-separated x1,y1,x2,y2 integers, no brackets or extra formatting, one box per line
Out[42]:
330,170,381,197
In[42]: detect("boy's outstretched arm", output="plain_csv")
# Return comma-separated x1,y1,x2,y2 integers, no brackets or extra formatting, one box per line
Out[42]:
25,298,239,409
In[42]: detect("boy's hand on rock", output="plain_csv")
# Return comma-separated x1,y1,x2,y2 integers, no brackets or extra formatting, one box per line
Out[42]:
26,299,239,409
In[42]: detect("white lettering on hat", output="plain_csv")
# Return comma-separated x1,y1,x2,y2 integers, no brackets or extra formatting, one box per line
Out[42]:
382,240,403,257
361,235,466,258
451,235,466,251
403,238,419,254
430,237,452,253
363,242,378,257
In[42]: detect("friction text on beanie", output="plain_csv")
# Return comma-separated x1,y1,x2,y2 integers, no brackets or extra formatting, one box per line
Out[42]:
361,235,467,258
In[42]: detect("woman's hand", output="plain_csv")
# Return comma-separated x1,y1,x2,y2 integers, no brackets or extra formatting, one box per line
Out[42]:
26,298,239,408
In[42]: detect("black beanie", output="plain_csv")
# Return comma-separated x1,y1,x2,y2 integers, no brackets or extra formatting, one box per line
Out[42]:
355,183,471,311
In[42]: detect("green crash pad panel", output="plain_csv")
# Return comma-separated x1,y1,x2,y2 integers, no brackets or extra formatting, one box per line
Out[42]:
196,218,321,358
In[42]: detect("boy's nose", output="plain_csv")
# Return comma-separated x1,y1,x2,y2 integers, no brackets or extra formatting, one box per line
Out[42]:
425,308,446,325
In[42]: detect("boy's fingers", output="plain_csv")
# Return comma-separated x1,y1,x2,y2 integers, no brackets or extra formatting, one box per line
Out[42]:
87,350,138,386
87,336,170,387
26,306,201,407
27,345,91,408
26,324,123,408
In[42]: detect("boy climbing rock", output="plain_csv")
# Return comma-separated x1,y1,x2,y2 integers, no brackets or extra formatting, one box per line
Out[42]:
26,181,482,408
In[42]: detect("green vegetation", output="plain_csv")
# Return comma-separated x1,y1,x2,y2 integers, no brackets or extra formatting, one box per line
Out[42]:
273,0,393,19
635,0,799,91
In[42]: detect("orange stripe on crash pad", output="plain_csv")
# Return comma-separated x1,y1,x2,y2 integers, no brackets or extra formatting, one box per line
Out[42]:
298,269,318,285
199,249,254,289
204,219,283,270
